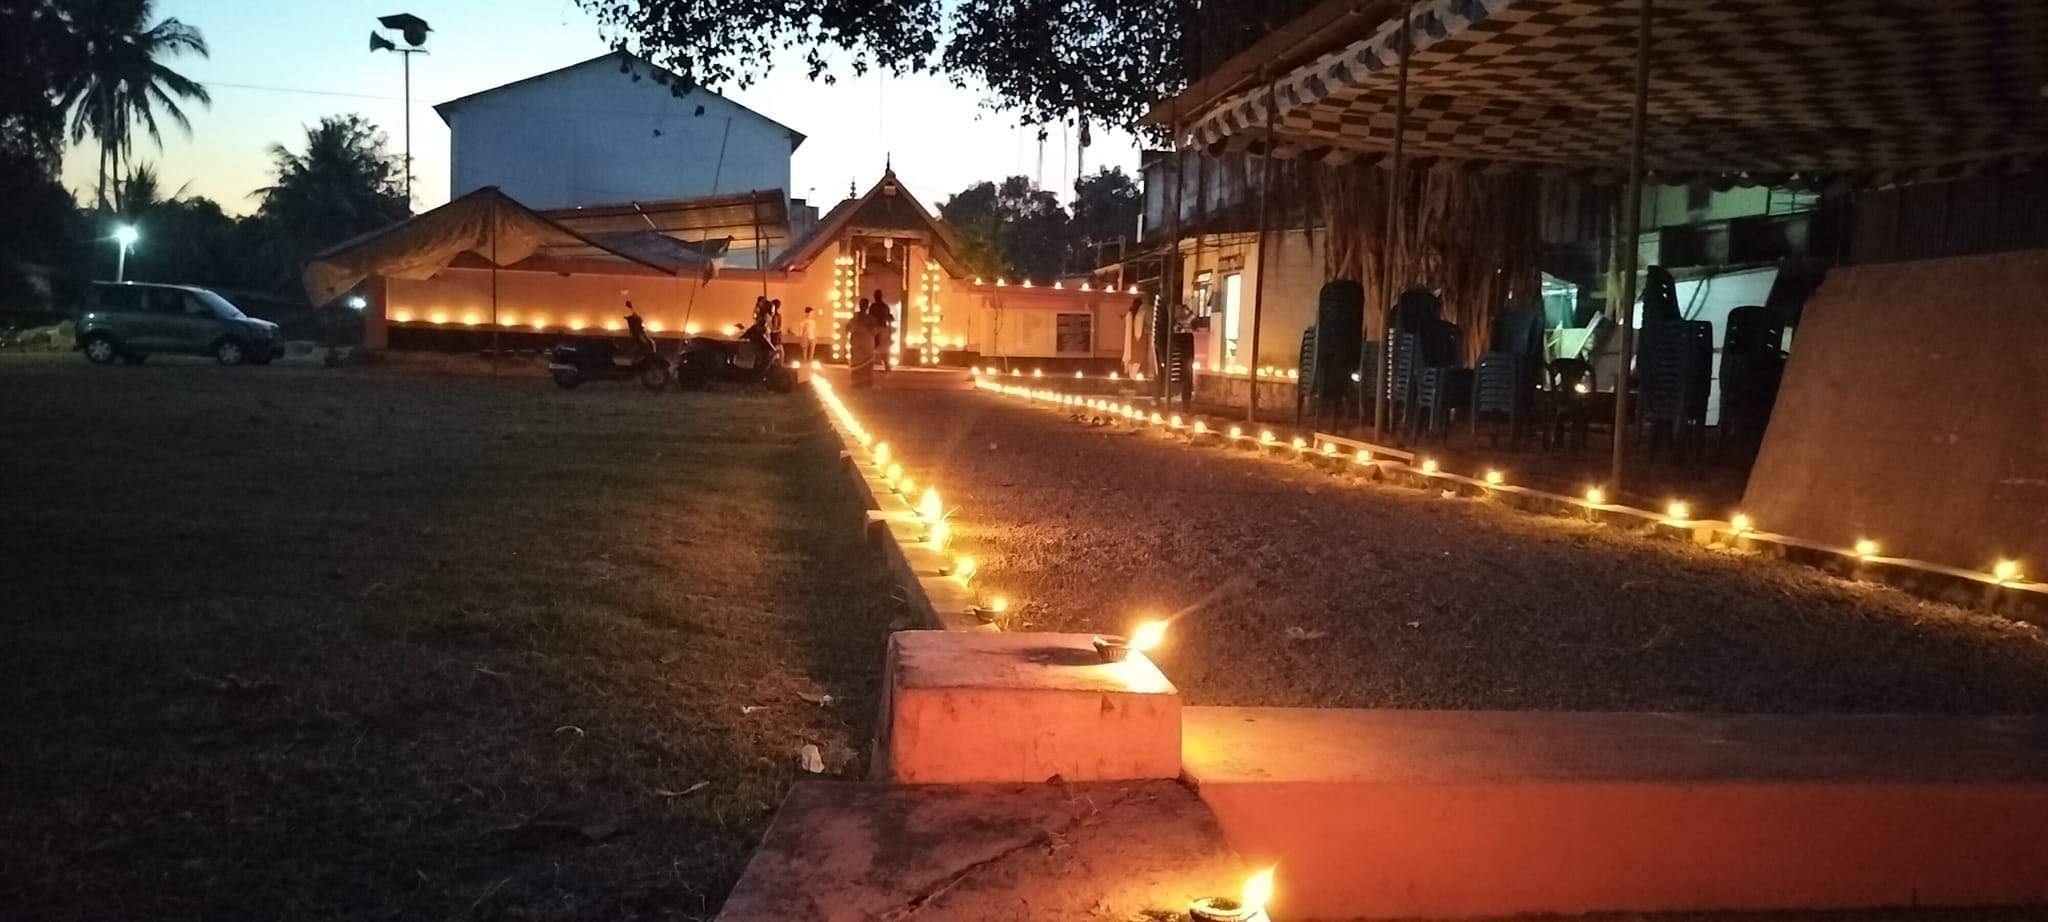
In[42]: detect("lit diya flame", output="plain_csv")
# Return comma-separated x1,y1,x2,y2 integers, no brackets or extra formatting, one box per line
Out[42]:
972,595,1008,624
1190,866,1277,921
1093,619,1167,663
918,487,943,521
927,520,951,549
874,443,892,466
1667,501,1690,521
951,555,977,582
1854,538,1878,558
1994,559,2022,583
1729,512,1752,534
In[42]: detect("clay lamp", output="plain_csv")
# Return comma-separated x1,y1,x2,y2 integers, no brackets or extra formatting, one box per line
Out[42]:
1092,619,1166,664
1190,867,1275,922
971,596,1008,624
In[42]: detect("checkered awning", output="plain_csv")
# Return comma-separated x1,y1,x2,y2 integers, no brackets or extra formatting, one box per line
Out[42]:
1184,0,2048,185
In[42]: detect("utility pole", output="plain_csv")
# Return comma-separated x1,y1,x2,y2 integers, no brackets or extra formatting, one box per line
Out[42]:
370,14,432,203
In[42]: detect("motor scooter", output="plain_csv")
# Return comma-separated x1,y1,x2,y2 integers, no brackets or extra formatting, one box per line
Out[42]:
548,304,671,390
675,319,797,393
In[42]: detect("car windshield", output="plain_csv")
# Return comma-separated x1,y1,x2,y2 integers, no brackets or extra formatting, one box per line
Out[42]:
192,289,246,319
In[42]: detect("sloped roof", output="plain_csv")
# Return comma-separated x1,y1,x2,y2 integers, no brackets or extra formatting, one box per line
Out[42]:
542,190,789,241
772,170,968,275
1177,0,2048,186
433,50,805,150
302,187,688,304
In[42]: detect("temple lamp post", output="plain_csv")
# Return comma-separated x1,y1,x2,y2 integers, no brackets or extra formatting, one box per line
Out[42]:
369,13,432,202
113,225,138,282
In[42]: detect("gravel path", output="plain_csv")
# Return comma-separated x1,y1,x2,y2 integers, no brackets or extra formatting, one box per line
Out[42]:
842,388,2048,712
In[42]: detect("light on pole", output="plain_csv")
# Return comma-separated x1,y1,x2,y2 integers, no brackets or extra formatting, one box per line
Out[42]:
113,225,138,282
369,14,432,203
347,295,367,310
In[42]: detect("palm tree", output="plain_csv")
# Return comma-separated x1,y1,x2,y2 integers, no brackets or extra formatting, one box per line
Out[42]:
61,0,210,210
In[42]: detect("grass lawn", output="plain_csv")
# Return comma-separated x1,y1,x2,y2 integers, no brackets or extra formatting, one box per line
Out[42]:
0,355,898,921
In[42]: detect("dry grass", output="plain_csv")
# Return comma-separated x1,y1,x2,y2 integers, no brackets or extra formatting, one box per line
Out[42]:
0,355,898,921
844,389,2048,713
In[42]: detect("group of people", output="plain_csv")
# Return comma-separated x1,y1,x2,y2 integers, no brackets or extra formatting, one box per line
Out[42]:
746,290,895,369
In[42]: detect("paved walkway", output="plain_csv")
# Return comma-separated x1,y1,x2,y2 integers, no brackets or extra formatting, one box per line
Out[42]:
841,388,2048,712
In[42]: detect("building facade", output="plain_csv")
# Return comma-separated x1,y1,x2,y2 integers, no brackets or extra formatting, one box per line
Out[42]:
435,51,804,212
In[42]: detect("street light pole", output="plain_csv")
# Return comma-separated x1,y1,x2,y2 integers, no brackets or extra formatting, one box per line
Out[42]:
369,14,432,204
113,225,137,283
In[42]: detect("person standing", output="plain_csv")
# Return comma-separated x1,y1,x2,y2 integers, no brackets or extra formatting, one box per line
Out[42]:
869,291,895,371
799,306,818,363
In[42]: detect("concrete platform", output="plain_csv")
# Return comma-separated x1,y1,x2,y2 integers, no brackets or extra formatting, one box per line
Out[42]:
717,780,1247,922
1183,707,2048,920
884,631,1181,783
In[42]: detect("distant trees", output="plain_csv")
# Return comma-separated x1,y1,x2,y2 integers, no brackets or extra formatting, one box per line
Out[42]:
246,115,410,297
58,0,211,210
938,167,1144,283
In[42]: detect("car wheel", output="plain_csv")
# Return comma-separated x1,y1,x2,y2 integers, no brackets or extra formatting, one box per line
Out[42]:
83,334,120,365
551,370,582,389
121,352,148,365
213,338,248,366
639,362,671,390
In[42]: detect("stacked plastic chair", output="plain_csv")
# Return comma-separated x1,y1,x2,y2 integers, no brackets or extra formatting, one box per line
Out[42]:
1469,303,1548,448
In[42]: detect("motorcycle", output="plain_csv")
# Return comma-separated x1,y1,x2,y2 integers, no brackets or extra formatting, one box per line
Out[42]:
548,305,671,390
675,318,797,393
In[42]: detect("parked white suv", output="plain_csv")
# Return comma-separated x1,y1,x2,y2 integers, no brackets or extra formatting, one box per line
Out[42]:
75,282,285,366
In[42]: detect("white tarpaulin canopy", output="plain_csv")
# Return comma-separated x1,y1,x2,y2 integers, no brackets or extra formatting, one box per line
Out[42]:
302,186,692,305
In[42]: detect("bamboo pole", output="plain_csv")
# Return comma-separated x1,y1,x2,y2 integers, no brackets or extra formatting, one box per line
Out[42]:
1370,0,1414,439
1246,77,1279,423
1611,0,1653,490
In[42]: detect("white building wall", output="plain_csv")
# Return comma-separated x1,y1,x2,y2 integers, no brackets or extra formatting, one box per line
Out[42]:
444,56,797,210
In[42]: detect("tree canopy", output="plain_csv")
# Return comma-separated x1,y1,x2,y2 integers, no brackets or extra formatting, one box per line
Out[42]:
937,167,1143,283
576,0,1317,132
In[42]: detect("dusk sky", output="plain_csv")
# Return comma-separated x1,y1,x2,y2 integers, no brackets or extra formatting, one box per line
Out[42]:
58,0,1144,214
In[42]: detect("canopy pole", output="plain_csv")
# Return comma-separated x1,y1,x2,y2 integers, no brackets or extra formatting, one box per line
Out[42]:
489,231,499,376
1160,98,1182,401
1611,0,1653,491
1246,75,1278,423
1370,0,1413,440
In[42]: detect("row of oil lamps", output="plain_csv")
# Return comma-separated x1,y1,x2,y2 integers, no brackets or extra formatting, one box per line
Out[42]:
813,374,1282,919
974,377,2031,587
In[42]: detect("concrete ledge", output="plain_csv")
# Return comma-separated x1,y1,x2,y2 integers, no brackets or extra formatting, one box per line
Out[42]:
718,780,1246,922
886,631,1182,783
1183,707,2048,920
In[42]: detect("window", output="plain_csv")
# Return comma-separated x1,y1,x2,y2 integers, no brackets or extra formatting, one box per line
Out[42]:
94,285,144,312
1055,313,1092,355
1221,273,1244,360
1192,270,1214,317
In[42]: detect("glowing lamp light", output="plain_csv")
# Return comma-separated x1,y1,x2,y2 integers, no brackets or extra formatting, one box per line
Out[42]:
531,318,547,329
1420,459,1440,475
1356,449,1372,464
918,487,943,521
1109,371,1120,381
393,310,413,322
1290,436,1307,451
1170,415,1184,429
952,555,977,582
1667,501,1691,521
1586,486,1606,505
1075,371,1084,379
1130,620,1168,652
811,360,822,370
1729,513,1753,534
1260,430,1276,445
874,443,891,466
884,462,903,485
1993,559,2022,583
899,476,916,497
1193,421,1209,435
1011,369,1022,377
429,312,447,324
1244,867,1275,916
1322,442,1338,456
1351,371,1362,382
1854,538,1879,558
1033,368,1044,378
1150,412,1164,425
684,322,700,335
928,519,952,549
1484,470,1505,486
1229,425,1244,440
604,319,622,331
1574,381,1592,395
569,319,586,330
